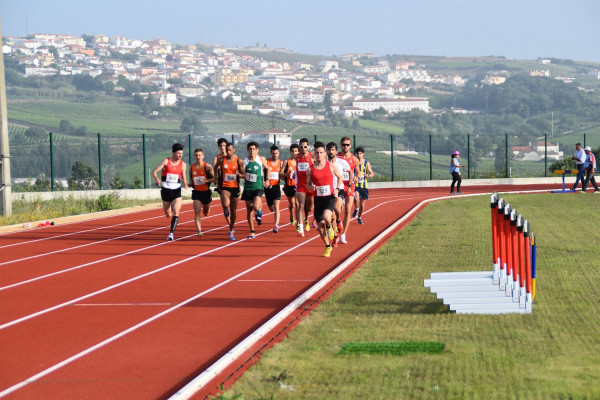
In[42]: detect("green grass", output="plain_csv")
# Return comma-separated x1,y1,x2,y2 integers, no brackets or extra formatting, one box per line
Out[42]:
223,193,600,399
358,119,404,135
0,195,160,226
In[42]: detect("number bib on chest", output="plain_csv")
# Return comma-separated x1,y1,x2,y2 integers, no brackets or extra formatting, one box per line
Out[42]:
297,162,309,172
193,176,205,186
224,173,237,182
246,173,258,183
316,185,331,196
342,171,350,181
166,173,179,183
269,171,279,181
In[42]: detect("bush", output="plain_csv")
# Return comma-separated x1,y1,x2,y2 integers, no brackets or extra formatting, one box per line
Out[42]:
97,193,120,211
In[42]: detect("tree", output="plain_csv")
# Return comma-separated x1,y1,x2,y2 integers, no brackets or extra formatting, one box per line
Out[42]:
180,115,198,133
69,161,98,190
131,175,143,189
60,120,74,134
104,81,115,95
25,127,46,142
110,175,127,189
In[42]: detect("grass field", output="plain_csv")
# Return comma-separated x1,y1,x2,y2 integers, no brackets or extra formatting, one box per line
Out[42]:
223,193,600,399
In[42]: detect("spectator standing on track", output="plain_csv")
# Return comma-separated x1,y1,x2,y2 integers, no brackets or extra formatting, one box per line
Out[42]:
306,141,344,257
326,142,350,247
353,146,374,225
449,151,466,195
152,143,188,241
190,148,214,237
571,143,586,191
294,138,315,237
241,142,269,239
338,136,359,244
214,142,244,240
581,146,600,193
281,144,299,227
265,145,283,233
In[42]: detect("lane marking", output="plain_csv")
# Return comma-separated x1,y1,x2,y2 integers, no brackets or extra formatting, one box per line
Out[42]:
73,303,172,307
0,226,323,398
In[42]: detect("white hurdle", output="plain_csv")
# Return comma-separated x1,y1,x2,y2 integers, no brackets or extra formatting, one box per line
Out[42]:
423,193,535,314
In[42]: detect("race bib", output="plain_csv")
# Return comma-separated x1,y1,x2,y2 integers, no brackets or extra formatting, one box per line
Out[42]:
297,162,309,172
316,185,331,196
269,171,279,181
358,175,365,183
342,171,350,181
289,170,295,179
246,173,257,182
166,173,179,183
224,173,237,182
193,176,205,186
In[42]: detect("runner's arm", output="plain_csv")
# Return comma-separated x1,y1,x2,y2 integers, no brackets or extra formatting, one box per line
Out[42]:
152,159,168,187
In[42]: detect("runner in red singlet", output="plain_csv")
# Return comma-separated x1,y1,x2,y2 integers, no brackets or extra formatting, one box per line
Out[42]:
338,136,360,244
190,148,214,237
294,138,315,237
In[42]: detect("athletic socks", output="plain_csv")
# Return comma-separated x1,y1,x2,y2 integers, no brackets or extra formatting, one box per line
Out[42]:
170,216,179,233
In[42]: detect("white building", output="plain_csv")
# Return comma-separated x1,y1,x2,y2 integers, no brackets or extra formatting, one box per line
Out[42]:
353,97,429,114
239,129,292,147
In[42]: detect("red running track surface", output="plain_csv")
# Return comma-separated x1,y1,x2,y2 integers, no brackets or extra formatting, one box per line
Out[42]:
0,185,554,399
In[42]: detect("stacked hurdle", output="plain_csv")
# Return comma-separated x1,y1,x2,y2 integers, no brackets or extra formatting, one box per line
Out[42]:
423,193,537,314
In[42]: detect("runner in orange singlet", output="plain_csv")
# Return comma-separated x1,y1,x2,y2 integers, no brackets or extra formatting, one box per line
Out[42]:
214,142,244,240
265,145,283,233
152,143,188,241
294,138,315,237
281,144,299,227
338,136,360,244
190,148,214,237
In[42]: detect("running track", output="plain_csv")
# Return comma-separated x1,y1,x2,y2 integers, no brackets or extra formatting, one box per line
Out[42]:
0,185,555,399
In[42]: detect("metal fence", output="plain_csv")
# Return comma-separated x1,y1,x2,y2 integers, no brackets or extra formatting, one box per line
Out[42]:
9,131,599,191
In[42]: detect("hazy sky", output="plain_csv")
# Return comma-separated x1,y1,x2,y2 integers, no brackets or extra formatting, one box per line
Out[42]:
2,0,598,61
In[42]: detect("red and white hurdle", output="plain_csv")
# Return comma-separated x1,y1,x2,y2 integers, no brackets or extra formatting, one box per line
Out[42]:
424,193,536,314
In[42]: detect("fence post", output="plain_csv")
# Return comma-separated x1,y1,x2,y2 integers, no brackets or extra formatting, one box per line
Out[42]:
429,134,432,180
505,134,509,179
314,134,317,145
188,133,192,166
584,132,587,149
143,134,147,189
544,134,547,177
390,134,394,181
467,133,471,179
98,132,103,189
353,134,356,153
49,132,54,191
231,134,234,145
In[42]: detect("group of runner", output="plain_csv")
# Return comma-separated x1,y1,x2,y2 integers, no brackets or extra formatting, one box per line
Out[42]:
152,136,374,256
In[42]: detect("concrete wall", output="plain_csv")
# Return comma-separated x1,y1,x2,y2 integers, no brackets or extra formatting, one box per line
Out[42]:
11,176,570,202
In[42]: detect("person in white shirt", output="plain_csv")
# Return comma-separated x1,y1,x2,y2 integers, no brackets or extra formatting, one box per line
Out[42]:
582,146,600,193
571,143,586,191
449,151,466,194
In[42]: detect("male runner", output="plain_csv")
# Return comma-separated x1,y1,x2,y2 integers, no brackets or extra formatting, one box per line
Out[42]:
281,143,299,227
353,146,374,224
265,145,283,233
152,143,188,241
214,142,244,240
241,141,269,239
326,142,350,247
338,136,359,244
306,141,343,257
190,148,214,236
213,138,229,222
294,138,315,237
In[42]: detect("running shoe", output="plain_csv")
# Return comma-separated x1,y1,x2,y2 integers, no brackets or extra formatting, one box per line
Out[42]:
223,207,230,218
352,208,358,218
457,191,462,194
167,233,174,241
357,217,363,225
327,225,335,240
304,220,310,232
297,231,305,237
197,231,203,237
273,224,279,233
247,232,256,239
340,234,348,244
312,220,318,229
323,246,332,257
290,216,296,225
337,221,344,234
256,209,263,226
332,236,339,247
228,231,235,241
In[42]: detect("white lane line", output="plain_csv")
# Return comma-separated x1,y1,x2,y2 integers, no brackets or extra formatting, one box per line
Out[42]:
0,204,252,267
0,209,193,249
0,214,287,330
0,228,321,399
73,303,172,307
0,204,280,291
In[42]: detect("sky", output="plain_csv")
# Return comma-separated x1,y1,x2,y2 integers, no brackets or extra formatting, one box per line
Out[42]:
1,0,599,62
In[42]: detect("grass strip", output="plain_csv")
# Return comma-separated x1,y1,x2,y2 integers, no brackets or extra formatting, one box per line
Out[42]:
339,341,444,356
